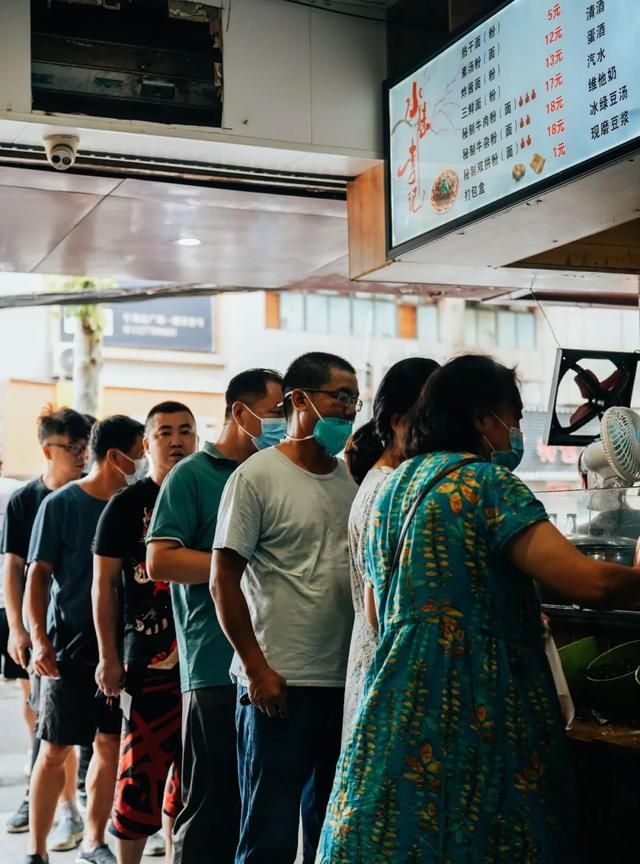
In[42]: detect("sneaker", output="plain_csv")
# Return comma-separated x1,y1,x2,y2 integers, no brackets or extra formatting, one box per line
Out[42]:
48,811,84,851
6,797,30,833
75,844,116,864
24,856,48,864
144,831,166,857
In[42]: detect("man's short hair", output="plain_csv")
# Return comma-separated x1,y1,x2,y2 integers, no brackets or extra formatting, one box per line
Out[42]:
282,352,356,418
145,401,195,433
37,408,93,445
90,415,145,462
224,369,283,420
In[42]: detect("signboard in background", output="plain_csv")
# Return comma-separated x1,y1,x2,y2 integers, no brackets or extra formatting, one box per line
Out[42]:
386,0,640,252
62,295,215,353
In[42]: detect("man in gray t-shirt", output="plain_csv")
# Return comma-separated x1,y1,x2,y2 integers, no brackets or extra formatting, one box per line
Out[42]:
212,352,359,864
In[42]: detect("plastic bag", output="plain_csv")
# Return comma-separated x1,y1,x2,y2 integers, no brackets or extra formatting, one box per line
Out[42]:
544,629,575,730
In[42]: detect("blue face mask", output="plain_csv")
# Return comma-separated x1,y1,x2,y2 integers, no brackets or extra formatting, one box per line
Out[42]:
312,416,354,457
486,415,524,471
240,405,286,450
288,393,354,457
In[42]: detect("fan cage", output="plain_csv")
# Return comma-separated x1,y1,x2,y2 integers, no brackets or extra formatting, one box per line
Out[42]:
601,408,640,485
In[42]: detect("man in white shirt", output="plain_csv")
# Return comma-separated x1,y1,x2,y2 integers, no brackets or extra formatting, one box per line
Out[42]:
211,351,359,864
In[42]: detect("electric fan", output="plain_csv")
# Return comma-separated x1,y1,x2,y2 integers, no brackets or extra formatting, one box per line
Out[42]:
580,407,640,489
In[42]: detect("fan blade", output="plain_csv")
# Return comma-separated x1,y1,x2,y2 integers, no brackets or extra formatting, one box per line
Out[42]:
570,403,600,427
600,369,624,393
573,369,600,399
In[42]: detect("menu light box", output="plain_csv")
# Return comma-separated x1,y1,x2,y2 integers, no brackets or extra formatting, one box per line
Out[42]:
385,0,640,254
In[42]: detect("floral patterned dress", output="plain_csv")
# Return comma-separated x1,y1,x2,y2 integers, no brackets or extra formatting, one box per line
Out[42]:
317,452,578,864
342,466,393,747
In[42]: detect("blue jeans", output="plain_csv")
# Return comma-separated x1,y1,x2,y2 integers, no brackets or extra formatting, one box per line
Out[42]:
235,686,344,864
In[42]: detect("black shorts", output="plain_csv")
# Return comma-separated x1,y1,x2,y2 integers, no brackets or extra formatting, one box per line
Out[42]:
0,608,28,681
37,663,122,746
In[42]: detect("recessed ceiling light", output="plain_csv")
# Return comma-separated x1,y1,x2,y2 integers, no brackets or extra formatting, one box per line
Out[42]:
176,237,201,247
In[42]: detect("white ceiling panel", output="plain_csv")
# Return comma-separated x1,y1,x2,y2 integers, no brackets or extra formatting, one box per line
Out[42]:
0,184,103,273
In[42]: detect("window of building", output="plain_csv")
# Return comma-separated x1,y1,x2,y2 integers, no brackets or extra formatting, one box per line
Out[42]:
477,308,498,348
464,307,477,345
352,297,375,338
517,312,536,350
373,299,397,338
306,293,330,334
465,304,536,350
498,310,517,348
280,292,304,331
328,295,351,336
417,304,439,343
274,292,438,341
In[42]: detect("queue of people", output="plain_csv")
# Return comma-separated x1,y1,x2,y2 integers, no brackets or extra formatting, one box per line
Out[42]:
3,349,640,864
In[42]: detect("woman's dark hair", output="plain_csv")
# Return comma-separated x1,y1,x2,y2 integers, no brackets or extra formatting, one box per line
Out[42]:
404,354,522,458
345,357,439,485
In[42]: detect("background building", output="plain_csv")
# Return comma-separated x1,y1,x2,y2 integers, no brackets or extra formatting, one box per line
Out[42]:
1,274,638,488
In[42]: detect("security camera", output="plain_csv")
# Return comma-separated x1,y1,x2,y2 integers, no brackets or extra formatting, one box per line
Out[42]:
43,134,80,171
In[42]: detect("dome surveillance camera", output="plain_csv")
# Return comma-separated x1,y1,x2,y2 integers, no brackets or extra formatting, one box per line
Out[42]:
43,134,80,171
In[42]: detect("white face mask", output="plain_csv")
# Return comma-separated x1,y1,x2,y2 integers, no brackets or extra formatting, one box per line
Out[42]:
116,451,147,486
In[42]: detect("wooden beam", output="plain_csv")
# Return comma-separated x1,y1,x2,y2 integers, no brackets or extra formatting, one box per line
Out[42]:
347,164,387,281
511,219,640,274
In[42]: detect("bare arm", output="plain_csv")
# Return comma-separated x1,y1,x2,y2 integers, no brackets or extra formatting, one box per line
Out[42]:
364,584,378,635
147,539,211,585
25,560,58,678
210,548,288,718
92,555,124,697
4,553,31,668
508,520,640,606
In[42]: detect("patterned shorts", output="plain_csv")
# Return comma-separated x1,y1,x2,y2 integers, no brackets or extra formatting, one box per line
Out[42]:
110,666,182,840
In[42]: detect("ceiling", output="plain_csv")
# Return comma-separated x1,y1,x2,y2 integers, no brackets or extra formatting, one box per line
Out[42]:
279,0,394,19
0,164,348,289
0,158,638,309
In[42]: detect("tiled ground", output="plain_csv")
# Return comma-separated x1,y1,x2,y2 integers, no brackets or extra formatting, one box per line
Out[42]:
0,679,153,864
0,679,304,864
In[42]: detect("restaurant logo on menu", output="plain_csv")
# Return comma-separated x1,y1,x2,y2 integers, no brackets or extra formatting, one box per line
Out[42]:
387,0,639,250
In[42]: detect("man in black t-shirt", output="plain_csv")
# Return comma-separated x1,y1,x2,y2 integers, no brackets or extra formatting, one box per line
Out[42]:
93,401,197,864
1,408,92,842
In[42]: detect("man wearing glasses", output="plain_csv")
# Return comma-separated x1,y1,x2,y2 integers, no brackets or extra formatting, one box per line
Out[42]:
25,415,145,864
211,351,359,864
2,408,92,843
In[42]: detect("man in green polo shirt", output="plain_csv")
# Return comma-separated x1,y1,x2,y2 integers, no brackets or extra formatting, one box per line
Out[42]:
146,368,285,864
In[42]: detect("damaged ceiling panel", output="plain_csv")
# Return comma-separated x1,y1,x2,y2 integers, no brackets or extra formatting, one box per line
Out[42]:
31,0,223,127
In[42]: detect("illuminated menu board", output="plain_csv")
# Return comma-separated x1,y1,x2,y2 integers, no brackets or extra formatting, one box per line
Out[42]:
386,0,640,252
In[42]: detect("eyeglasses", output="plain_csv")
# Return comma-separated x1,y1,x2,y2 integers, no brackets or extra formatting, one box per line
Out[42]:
301,388,363,413
47,442,88,458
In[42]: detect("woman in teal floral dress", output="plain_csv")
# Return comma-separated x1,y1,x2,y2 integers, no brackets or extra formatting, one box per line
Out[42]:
317,355,640,864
